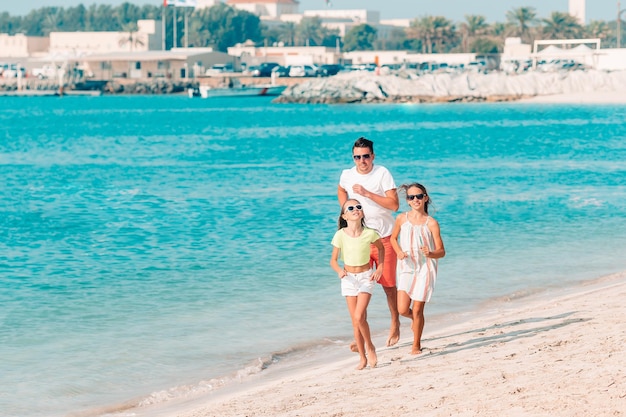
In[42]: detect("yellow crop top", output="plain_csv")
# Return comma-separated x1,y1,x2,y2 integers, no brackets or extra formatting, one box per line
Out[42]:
331,227,381,266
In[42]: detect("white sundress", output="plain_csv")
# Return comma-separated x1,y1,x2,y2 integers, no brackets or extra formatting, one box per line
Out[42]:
396,213,438,302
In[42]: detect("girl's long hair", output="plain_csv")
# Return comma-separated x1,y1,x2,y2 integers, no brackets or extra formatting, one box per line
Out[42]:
399,182,431,214
338,199,366,229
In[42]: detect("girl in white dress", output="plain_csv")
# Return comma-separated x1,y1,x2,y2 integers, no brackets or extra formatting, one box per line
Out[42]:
390,183,445,354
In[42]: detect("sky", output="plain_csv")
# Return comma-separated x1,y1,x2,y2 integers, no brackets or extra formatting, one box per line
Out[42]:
0,0,620,23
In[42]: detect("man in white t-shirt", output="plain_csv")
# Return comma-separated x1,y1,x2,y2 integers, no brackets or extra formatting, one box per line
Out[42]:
338,137,400,347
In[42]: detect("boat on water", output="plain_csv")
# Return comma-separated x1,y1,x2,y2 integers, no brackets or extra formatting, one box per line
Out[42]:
190,84,286,98
189,77,287,98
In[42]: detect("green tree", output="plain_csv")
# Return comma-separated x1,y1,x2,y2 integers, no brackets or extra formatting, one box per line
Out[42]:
278,22,297,46
407,16,436,53
585,20,611,43
541,11,584,40
191,4,261,51
470,37,500,53
119,21,145,51
188,7,211,47
343,24,377,51
296,16,325,46
432,16,457,53
377,27,411,50
506,7,537,44
460,14,488,52
113,2,142,31
0,12,21,35
41,9,63,35
65,5,88,31
408,15,457,53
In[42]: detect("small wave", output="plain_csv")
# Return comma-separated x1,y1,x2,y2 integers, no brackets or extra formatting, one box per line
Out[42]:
569,196,603,208
133,340,340,410
136,354,274,407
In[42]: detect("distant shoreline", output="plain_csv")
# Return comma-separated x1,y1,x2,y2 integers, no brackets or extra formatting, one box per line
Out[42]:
3,70,626,104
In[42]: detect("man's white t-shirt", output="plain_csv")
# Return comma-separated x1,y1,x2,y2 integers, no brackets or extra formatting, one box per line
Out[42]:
339,165,396,238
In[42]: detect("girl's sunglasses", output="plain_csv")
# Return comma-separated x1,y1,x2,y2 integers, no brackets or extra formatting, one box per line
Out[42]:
406,194,426,201
344,205,363,213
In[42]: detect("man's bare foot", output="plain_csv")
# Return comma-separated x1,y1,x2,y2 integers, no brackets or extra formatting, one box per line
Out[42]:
349,341,358,352
356,358,367,370
410,346,422,355
386,326,400,347
368,349,378,368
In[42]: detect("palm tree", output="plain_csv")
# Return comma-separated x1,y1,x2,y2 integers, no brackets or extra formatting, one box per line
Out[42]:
407,16,436,53
432,16,456,53
119,22,145,51
460,14,488,52
585,20,611,43
541,12,584,40
42,8,63,35
296,17,324,46
506,6,537,44
278,21,296,46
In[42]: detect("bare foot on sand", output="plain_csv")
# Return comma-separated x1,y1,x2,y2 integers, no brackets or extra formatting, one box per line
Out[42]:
349,341,358,352
368,350,378,368
386,326,400,347
356,358,368,370
410,345,422,355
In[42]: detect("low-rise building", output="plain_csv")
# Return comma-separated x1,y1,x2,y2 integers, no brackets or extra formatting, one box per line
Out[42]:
227,44,339,66
226,0,299,18
77,48,232,81
0,33,49,58
50,20,162,57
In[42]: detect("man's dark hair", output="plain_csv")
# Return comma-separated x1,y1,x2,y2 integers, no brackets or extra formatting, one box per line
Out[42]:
353,137,374,153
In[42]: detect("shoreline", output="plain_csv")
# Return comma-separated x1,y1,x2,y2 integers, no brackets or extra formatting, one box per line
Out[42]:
121,271,626,417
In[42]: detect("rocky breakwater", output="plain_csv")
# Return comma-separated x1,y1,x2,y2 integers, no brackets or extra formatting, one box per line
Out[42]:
274,69,626,104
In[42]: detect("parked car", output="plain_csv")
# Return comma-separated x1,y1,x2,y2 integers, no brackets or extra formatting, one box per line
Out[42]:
318,64,342,77
205,63,235,76
288,65,318,77
271,65,291,77
253,62,280,77
32,64,60,79
467,60,487,73
243,65,258,75
353,63,377,72
1,63,25,78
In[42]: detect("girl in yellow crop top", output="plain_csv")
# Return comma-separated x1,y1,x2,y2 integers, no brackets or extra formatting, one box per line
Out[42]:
330,199,384,370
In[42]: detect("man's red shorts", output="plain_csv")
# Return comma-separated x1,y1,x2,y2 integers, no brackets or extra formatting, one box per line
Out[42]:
370,236,396,288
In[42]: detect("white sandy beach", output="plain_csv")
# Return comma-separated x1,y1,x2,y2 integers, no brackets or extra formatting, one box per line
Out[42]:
131,271,626,417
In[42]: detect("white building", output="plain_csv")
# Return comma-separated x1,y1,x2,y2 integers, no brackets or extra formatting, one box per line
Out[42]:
196,0,221,8
227,44,339,65
303,9,379,24
0,33,49,58
569,0,586,25
226,0,299,18
79,48,231,80
49,20,162,57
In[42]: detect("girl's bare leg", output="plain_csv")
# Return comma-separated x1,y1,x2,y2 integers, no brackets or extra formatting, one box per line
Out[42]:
397,290,413,319
346,296,367,369
355,292,377,368
411,301,425,354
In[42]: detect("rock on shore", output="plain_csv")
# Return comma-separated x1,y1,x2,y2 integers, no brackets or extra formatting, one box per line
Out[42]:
274,69,626,104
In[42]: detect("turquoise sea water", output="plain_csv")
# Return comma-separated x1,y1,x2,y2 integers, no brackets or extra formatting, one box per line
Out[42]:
1,96,625,416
